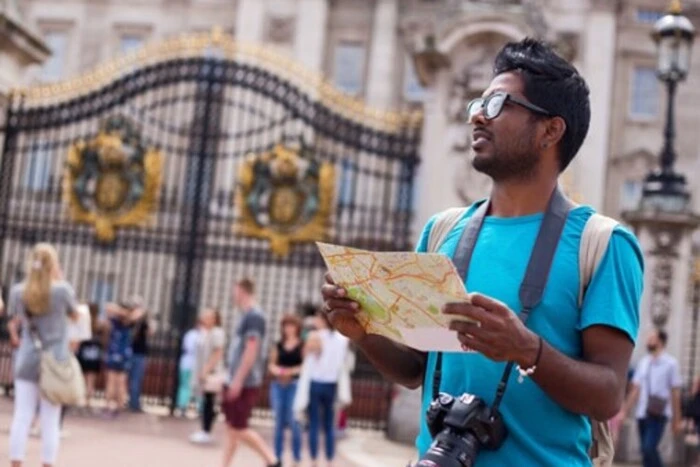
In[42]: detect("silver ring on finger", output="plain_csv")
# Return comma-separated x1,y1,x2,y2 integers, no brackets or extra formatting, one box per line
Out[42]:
459,332,473,341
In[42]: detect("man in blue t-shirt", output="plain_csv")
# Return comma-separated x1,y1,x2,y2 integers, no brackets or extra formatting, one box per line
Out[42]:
321,38,644,466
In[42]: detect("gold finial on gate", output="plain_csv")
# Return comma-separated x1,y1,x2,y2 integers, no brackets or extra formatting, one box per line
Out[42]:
211,25,224,45
669,0,682,14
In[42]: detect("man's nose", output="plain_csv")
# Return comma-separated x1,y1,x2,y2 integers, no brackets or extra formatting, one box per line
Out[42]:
468,106,487,126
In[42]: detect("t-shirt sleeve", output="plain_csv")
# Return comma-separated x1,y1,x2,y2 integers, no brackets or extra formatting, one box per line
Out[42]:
632,358,646,386
78,304,92,340
579,225,645,344
7,286,22,318
242,314,265,342
61,282,79,316
183,330,193,349
671,360,683,388
212,327,226,349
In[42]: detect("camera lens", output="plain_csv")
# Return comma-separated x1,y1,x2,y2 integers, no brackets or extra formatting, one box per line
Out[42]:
417,432,480,467
456,433,480,467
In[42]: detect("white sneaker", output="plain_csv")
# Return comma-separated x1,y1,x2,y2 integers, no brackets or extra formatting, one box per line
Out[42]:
189,431,213,445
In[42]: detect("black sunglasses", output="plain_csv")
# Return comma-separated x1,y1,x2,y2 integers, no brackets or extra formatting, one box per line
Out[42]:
466,92,552,122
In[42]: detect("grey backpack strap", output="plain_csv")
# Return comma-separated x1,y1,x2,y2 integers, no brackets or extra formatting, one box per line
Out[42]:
518,188,574,313
453,189,573,311
490,188,573,409
430,200,488,401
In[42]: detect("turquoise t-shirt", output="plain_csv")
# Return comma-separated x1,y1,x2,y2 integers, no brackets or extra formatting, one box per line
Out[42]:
415,204,644,467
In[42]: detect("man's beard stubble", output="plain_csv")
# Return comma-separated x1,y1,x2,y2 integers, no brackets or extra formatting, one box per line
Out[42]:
471,130,540,183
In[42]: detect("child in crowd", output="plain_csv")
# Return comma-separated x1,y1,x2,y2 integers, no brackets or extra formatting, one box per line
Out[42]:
104,297,145,418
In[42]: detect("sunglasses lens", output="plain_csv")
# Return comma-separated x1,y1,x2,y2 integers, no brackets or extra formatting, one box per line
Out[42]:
466,99,483,121
485,94,505,119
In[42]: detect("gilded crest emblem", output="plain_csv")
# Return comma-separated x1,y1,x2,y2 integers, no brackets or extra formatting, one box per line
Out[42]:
234,141,335,256
63,116,163,242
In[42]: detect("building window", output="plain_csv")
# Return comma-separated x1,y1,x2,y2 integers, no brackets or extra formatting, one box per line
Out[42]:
120,34,144,53
23,140,51,191
630,66,660,118
333,42,366,96
637,9,664,25
40,31,68,82
403,55,426,103
620,179,642,211
90,277,115,318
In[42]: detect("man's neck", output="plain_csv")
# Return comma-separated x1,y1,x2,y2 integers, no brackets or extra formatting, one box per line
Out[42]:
488,177,559,217
239,300,256,312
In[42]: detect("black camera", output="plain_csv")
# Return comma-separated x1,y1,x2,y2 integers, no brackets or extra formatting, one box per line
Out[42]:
414,392,507,467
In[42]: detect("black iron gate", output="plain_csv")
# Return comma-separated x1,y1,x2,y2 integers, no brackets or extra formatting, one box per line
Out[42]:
0,32,421,429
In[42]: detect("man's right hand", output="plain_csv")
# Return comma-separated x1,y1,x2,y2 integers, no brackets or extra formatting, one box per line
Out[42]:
320,272,366,342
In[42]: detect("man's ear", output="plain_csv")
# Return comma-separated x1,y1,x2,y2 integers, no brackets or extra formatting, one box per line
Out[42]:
541,116,566,149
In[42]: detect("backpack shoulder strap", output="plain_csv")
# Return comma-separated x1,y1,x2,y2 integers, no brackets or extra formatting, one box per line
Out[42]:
579,212,619,466
426,206,470,253
578,212,619,308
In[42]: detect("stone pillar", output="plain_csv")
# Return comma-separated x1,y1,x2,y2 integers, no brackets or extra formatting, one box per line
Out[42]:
236,0,265,43
618,211,700,464
574,4,616,211
632,230,694,367
413,71,463,236
365,0,398,110
0,5,49,99
294,0,329,73
0,2,49,158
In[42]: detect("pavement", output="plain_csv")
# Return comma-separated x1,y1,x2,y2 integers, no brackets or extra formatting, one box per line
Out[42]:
0,398,417,467
0,398,644,467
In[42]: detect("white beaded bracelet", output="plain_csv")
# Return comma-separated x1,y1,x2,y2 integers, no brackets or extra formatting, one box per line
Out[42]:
515,336,543,383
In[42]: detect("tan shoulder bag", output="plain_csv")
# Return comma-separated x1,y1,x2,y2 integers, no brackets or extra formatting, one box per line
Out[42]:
28,316,86,407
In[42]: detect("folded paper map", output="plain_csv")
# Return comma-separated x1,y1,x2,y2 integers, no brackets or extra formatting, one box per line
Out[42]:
316,242,475,352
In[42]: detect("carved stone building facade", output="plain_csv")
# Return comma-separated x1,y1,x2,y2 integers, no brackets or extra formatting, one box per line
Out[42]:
14,0,696,221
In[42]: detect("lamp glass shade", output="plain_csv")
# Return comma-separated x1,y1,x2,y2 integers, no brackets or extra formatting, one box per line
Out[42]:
677,38,693,77
654,13,696,81
657,36,674,78
641,191,689,213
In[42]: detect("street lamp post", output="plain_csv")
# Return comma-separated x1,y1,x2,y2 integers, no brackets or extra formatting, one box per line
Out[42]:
623,0,700,331
639,0,696,213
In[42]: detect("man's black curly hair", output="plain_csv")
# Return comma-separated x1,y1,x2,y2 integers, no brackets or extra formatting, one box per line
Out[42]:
493,38,591,171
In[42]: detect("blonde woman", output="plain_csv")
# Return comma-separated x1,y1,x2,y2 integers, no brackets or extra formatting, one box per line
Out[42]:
7,243,78,467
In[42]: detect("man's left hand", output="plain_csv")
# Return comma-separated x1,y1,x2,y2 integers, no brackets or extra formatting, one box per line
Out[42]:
227,381,242,401
444,293,540,368
673,418,684,435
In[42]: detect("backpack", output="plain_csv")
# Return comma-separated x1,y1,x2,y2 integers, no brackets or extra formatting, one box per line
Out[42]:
426,205,618,467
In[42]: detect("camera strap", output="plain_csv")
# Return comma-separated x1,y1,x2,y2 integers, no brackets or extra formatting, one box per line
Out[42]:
432,187,573,407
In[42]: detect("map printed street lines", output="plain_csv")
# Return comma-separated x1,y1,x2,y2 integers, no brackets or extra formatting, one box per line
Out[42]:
317,242,476,352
